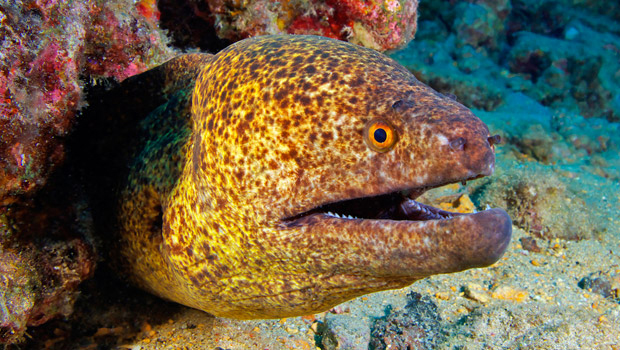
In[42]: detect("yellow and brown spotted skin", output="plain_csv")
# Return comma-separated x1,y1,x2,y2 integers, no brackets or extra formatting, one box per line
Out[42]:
116,35,510,318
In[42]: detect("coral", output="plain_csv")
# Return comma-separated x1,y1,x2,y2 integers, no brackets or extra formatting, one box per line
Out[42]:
453,0,511,50
474,93,620,181
162,0,418,52
0,240,94,343
437,193,475,214
1,191,96,344
0,158,98,344
0,0,171,344
158,0,230,52
0,248,35,343
0,0,172,205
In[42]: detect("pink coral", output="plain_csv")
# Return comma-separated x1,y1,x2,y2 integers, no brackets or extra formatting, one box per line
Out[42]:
0,0,172,205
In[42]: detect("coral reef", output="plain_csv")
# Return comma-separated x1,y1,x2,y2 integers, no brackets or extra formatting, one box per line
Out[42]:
0,0,172,205
463,95,617,241
391,0,620,121
205,0,418,51
0,240,94,343
473,93,620,180
156,0,418,52
0,0,172,344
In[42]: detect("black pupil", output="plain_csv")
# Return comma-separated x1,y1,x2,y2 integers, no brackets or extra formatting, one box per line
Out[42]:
373,128,388,143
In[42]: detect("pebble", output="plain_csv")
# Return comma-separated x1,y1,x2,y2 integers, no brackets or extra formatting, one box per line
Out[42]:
520,236,541,253
491,286,528,302
463,284,490,303
564,27,579,40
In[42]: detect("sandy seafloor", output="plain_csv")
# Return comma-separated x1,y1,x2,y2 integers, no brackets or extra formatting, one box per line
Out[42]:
19,2,620,350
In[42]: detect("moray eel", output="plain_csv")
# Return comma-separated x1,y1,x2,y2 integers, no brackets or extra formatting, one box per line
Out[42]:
95,35,511,319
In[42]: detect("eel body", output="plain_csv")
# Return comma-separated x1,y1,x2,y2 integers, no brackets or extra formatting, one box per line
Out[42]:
100,35,511,319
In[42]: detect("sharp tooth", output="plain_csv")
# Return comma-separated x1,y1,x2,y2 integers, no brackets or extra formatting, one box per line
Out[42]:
485,204,491,210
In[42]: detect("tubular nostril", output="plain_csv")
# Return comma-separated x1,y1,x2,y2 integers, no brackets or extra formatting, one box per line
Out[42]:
444,93,457,101
487,134,501,146
392,99,415,113
449,137,467,151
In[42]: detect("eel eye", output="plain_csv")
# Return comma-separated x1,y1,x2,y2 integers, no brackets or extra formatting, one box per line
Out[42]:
364,119,398,152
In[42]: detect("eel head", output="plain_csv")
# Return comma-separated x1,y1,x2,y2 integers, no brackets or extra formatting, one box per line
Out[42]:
163,35,511,318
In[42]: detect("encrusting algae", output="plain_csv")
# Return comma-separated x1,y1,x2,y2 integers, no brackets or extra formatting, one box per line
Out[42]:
81,35,511,319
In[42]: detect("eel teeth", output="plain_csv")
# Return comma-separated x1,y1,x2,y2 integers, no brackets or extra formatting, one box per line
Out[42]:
325,212,358,220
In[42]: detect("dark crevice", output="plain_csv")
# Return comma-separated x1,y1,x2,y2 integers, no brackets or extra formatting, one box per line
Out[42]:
158,0,230,53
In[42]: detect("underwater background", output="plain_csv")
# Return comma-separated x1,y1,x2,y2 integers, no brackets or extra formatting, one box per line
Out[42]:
0,0,619,348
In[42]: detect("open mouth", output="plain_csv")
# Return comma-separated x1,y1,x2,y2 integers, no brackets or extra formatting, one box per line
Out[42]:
282,187,469,225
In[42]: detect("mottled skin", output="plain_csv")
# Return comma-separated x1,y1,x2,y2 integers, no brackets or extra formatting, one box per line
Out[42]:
109,35,511,319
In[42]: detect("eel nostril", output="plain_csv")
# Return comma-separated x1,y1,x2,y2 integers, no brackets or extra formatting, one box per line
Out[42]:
449,137,467,150
487,134,501,146
392,99,415,113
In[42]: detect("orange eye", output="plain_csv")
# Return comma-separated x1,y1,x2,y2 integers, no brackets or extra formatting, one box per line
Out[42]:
364,119,398,152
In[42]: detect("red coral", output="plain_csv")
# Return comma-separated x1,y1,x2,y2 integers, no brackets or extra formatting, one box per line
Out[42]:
136,0,161,23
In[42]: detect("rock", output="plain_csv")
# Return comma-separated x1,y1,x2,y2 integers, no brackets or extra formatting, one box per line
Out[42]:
520,237,542,253
0,1,170,343
321,314,371,350
0,168,97,344
368,292,442,350
464,284,491,304
0,239,94,343
491,286,528,303
0,0,172,206
390,0,620,121
578,272,619,301
472,159,598,241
